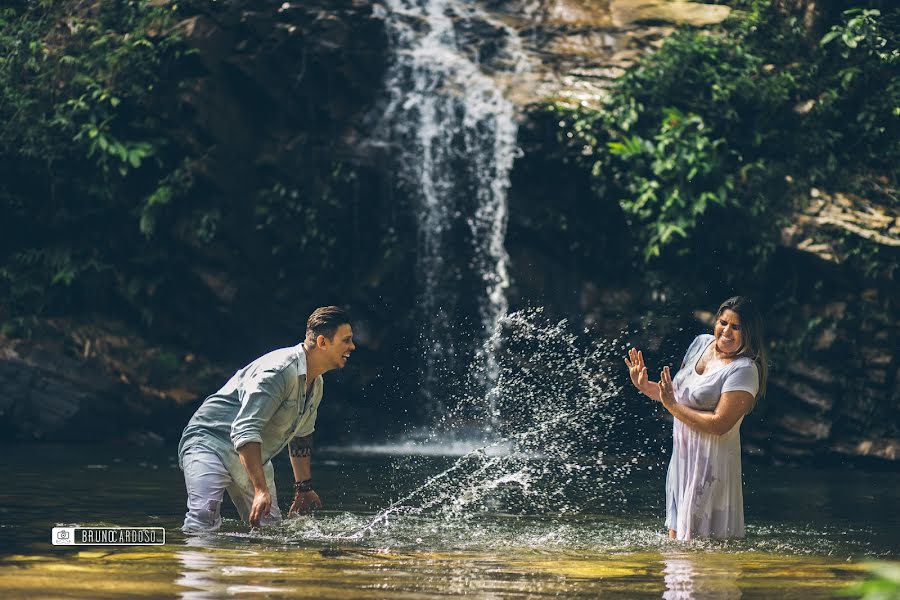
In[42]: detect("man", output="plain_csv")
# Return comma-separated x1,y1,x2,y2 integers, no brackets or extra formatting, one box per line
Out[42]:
177,306,355,531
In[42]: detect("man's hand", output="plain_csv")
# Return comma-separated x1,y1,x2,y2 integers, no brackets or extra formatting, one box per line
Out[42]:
249,488,272,527
289,490,322,515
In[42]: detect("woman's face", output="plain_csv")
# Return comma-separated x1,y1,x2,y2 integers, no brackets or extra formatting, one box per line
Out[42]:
714,309,743,356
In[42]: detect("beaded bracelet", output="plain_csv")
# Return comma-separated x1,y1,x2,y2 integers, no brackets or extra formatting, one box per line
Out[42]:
294,479,314,493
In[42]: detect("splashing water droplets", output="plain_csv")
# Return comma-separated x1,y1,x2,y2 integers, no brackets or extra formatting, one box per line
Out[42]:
333,308,636,543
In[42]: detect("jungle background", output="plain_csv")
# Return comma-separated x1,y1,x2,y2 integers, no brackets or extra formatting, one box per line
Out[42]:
0,0,897,466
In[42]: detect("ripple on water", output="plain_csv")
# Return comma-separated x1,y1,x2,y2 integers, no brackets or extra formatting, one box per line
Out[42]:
209,509,893,560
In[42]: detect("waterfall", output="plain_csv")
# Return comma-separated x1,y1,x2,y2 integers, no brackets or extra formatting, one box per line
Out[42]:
376,0,527,414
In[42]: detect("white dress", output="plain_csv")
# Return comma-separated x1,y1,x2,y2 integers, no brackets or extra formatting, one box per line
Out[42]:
665,334,759,540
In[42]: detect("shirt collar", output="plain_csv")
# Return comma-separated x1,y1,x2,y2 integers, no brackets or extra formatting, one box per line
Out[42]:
296,343,308,376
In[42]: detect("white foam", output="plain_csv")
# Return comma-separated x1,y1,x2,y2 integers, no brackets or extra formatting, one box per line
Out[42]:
323,439,512,457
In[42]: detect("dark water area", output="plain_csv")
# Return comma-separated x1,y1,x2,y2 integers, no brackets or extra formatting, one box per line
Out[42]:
0,443,897,598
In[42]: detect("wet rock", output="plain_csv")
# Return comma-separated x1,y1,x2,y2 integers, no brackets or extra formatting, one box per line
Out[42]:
785,361,834,386
0,320,221,442
0,346,117,440
833,439,900,461
770,377,834,411
127,431,167,447
774,413,831,441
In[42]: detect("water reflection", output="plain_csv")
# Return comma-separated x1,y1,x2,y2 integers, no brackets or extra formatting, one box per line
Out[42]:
176,548,219,600
176,538,289,599
663,554,742,599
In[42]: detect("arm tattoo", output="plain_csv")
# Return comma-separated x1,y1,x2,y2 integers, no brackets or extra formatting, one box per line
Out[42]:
289,433,314,457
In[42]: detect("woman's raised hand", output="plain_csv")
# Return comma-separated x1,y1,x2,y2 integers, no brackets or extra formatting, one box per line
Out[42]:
624,348,649,391
658,366,676,405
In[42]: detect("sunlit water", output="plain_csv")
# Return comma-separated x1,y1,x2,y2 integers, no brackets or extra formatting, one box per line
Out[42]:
0,444,897,598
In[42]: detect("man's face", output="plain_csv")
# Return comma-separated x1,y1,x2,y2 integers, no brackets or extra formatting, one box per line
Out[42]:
321,324,355,370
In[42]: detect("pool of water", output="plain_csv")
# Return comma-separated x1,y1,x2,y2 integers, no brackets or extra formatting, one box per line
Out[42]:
0,443,897,598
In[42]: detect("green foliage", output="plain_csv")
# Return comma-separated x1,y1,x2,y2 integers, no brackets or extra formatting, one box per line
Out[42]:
816,8,900,178
0,0,371,337
607,108,735,259
838,562,900,600
0,0,189,316
254,161,359,278
821,9,894,58
548,23,795,268
549,2,900,278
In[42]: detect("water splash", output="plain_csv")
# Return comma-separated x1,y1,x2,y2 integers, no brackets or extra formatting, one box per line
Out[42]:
269,313,898,560
376,0,529,408
335,308,639,541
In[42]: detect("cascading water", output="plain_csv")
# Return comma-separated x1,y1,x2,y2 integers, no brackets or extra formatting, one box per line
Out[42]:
376,0,527,415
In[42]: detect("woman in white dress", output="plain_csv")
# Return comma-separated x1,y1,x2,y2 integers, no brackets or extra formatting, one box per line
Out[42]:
624,296,768,540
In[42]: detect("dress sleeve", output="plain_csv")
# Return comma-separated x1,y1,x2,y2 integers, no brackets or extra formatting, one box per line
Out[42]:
722,361,760,397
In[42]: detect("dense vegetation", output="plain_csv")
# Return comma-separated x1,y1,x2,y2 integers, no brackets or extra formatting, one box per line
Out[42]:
0,0,384,349
0,0,191,322
549,1,899,281
2,1,896,330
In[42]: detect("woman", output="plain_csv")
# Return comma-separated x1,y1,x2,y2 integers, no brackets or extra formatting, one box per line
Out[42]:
624,296,767,540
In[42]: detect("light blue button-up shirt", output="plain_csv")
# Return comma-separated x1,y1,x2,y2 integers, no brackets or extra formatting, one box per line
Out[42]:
177,344,323,489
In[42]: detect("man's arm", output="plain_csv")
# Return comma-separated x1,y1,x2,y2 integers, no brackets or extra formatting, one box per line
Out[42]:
231,367,289,450
237,442,271,527
230,367,290,527
288,433,322,514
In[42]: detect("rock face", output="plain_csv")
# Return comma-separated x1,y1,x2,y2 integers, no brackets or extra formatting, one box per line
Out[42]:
172,0,388,184
748,189,900,462
490,0,731,108
0,319,209,443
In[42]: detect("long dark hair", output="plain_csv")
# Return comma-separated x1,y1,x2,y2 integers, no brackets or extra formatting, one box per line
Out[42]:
717,296,768,400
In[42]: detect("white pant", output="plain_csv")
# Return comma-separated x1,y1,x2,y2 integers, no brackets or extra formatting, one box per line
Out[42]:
181,445,282,532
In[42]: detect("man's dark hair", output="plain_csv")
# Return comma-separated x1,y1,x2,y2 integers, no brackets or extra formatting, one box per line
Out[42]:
305,306,351,344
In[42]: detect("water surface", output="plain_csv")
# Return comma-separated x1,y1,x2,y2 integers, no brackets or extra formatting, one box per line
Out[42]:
1,443,896,598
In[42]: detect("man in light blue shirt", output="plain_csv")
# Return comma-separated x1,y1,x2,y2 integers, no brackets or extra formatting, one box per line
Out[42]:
178,306,355,531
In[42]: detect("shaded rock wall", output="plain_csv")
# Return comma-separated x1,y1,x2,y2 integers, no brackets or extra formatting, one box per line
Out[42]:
0,319,205,444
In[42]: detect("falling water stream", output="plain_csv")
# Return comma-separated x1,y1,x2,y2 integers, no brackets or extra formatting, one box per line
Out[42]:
377,0,527,408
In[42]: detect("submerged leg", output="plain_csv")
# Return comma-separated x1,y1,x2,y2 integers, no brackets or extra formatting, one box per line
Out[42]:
228,459,283,526
181,447,231,533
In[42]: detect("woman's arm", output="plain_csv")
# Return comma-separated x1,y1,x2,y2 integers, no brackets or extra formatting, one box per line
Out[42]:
657,366,754,436
625,348,661,401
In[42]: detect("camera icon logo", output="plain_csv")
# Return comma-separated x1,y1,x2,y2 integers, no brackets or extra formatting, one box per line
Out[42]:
52,528,75,545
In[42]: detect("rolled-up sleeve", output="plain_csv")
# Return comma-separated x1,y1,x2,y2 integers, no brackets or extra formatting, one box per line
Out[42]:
230,367,289,450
